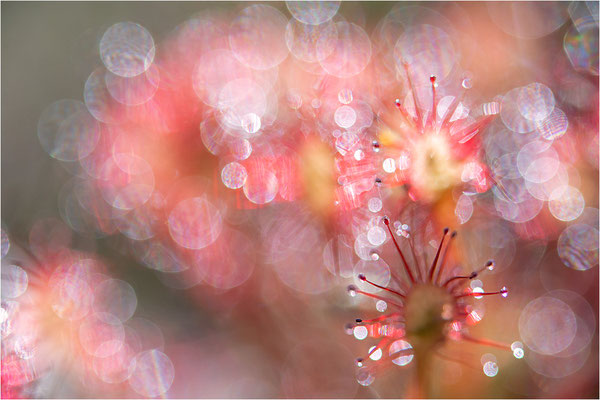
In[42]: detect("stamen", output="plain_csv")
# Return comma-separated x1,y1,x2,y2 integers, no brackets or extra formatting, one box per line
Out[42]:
428,227,449,282
455,286,508,299
358,274,406,299
382,217,416,283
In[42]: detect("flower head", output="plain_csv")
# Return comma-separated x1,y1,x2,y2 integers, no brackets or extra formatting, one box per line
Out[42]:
375,64,500,202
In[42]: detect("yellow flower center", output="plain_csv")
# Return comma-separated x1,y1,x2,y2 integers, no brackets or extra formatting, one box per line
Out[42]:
411,134,461,201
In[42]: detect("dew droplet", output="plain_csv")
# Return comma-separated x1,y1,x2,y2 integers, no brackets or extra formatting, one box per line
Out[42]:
338,88,353,104
483,361,499,377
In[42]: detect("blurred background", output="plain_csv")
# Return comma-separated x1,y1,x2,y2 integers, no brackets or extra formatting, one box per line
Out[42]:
1,2,598,398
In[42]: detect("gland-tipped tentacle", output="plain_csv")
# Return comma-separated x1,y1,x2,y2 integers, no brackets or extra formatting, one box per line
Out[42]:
395,99,415,129
442,273,476,287
370,251,410,292
442,260,495,287
460,333,512,351
383,216,416,283
455,286,508,299
433,231,457,285
348,285,404,309
358,274,406,299
428,228,449,282
349,218,516,384
402,61,424,132
429,75,437,129
354,312,404,325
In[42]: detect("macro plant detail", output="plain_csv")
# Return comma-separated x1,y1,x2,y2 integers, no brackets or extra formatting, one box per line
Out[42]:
346,215,522,393
2,1,598,399
375,69,499,203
